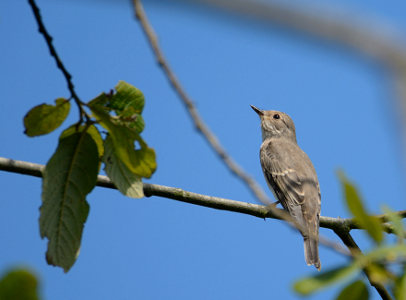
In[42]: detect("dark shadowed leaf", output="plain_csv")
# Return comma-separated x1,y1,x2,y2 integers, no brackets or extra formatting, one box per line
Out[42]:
338,171,383,244
61,124,104,159
103,136,144,198
0,268,40,300
293,263,360,295
335,280,368,300
40,126,99,272
24,98,70,137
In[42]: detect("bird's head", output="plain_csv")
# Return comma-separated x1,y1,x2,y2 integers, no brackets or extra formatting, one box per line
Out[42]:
251,105,297,142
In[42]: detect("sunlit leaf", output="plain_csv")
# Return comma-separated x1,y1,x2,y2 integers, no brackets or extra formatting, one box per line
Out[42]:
89,81,145,133
24,98,70,137
86,125,104,159
338,171,383,244
0,268,40,300
382,205,405,243
111,81,145,133
133,135,156,179
103,136,144,198
335,280,368,300
110,81,144,114
293,263,360,295
89,104,137,170
40,126,99,272
89,102,156,178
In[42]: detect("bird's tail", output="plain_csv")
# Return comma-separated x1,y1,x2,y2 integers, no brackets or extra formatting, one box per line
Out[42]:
304,236,321,271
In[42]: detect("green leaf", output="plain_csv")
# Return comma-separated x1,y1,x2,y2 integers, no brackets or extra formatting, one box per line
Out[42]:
61,124,104,159
110,81,144,114
0,268,40,300
86,125,104,159
111,81,145,133
40,126,99,272
24,98,70,137
89,82,145,133
335,280,368,300
103,136,144,198
394,265,406,300
365,263,391,284
382,205,405,243
293,263,360,295
338,171,383,244
133,136,157,179
89,103,156,178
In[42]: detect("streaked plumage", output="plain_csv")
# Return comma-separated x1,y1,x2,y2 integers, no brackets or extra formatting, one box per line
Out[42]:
251,105,321,270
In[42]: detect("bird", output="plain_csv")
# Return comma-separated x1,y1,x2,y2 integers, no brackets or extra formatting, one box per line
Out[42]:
251,105,321,270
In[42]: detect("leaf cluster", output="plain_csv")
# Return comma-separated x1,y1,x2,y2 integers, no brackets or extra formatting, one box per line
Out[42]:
23,81,156,272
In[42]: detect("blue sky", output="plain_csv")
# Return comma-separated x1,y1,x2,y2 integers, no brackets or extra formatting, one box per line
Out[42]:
1,0,405,299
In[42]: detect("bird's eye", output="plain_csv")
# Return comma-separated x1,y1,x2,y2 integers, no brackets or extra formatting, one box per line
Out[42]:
273,114,280,119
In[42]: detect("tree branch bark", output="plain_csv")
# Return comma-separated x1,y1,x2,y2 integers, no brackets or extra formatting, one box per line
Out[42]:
132,0,271,205
195,0,406,149
1,157,403,234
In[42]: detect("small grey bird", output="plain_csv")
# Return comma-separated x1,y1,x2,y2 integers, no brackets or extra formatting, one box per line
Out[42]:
251,105,321,270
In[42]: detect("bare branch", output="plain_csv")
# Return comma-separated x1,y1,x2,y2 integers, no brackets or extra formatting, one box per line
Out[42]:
0,158,311,236
132,0,271,205
0,157,351,257
196,0,406,147
1,157,403,235
334,228,393,300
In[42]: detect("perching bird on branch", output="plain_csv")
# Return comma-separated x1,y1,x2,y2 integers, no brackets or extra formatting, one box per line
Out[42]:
251,105,321,270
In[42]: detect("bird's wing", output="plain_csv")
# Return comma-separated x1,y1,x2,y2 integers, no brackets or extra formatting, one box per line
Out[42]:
261,140,321,269
260,143,305,213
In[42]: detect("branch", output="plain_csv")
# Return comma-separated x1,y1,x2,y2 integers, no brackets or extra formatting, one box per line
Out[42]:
27,0,88,122
0,158,312,232
334,228,393,300
197,0,406,67
196,0,406,144
1,157,403,234
132,0,271,205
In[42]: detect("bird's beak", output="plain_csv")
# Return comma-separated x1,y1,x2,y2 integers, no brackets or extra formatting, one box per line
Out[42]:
250,105,264,116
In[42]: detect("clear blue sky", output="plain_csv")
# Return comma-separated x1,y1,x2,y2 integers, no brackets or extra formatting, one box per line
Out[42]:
1,0,405,299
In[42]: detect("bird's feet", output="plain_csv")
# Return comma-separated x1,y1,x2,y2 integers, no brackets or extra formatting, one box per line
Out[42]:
268,200,280,208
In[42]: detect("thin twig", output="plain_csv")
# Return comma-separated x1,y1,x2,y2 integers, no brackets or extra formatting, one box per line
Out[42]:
27,0,89,123
1,157,403,248
132,0,270,205
334,228,393,300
